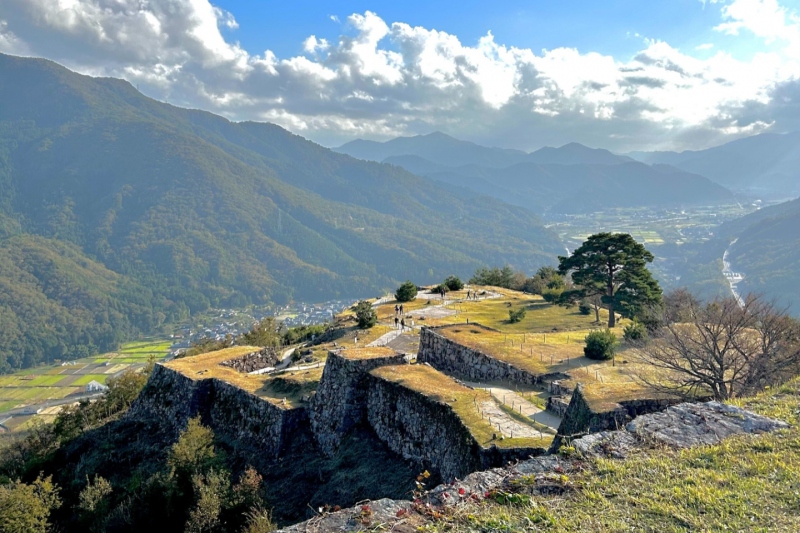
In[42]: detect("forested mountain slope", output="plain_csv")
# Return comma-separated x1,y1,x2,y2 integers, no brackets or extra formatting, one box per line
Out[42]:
725,198,800,313
0,53,563,370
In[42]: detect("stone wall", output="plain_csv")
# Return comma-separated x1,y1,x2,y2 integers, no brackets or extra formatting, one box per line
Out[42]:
219,347,280,373
418,325,568,386
365,375,483,481
127,363,299,459
208,380,307,458
308,350,408,455
366,373,546,482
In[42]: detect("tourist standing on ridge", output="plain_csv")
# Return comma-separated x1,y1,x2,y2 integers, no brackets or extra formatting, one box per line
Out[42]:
394,316,399,329
400,318,406,332
400,304,404,315
395,304,399,316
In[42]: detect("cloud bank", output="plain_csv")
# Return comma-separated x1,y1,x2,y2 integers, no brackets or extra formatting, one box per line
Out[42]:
1,0,799,151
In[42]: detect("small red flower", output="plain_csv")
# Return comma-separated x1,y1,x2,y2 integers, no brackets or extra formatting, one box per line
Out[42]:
458,488,466,496
396,509,406,517
443,492,450,498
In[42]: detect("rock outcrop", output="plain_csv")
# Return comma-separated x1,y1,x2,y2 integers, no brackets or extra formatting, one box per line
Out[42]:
277,401,789,532
219,347,280,373
572,401,790,459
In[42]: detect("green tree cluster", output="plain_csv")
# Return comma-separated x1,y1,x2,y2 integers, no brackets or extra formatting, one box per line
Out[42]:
354,301,378,329
584,329,617,361
394,281,418,302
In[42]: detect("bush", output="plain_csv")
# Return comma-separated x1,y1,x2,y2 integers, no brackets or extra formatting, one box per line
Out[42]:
443,275,464,291
623,321,647,341
431,284,449,294
584,329,616,360
395,281,418,302
508,307,526,324
542,288,563,303
354,301,377,329
578,301,592,315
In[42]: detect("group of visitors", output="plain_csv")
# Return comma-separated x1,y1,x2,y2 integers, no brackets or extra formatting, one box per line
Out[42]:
394,304,407,331
466,289,480,300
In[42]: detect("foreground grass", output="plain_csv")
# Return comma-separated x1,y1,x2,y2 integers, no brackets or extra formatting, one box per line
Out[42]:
420,379,800,532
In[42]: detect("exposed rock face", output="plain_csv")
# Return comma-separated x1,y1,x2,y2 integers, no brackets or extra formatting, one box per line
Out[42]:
308,351,408,455
551,383,683,451
219,347,280,373
277,402,789,532
418,325,568,386
572,401,789,459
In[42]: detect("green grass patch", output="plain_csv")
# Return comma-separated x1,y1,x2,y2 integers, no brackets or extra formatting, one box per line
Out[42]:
421,378,800,532
72,374,109,386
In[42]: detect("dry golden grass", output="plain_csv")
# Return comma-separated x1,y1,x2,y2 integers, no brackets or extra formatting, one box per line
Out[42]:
259,367,324,406
338,346,399,361
371,364,551,450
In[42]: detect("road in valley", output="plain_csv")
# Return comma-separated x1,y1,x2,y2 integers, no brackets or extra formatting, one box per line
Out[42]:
722,238,745,307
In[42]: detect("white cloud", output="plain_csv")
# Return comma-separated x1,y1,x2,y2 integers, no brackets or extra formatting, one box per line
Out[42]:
1,0,800,151
696,43,714,50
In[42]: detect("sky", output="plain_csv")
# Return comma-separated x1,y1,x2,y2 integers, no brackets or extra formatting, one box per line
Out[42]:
0,0,799,152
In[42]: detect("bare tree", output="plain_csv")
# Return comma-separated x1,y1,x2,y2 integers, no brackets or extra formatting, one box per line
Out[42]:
635,293,800,400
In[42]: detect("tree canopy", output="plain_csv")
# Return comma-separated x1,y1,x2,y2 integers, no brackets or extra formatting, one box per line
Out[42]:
558,233,662,327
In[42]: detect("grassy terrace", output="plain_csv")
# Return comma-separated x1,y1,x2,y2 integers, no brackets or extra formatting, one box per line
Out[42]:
411,289,619,333
436,323,606,376
338,346,400,361
371,364,551,450
165,346,324,408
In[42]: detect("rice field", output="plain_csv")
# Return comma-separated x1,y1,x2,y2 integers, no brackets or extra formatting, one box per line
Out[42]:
0,338,170,419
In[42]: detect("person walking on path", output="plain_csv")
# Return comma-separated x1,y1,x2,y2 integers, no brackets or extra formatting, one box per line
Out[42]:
399,304,404,316
400,318,406,332
395,304,399,316
467,289,471,300
394,316,399,329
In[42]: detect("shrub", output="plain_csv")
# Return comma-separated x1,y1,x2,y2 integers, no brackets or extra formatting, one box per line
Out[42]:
508,307,526,323
578,301,592,315
354,301,377,329
431,284,449,294
584,329,616,360
395,281,418,302
623,321,647,341
542,288,563,303
443,275,464,291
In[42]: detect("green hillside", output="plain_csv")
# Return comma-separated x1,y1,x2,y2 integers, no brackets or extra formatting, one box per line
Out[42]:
0,54,563,370
727,198,800,313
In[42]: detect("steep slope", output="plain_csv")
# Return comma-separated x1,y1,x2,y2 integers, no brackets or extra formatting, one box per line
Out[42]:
0,54,564,369
725,198,800,313
630,132,800,198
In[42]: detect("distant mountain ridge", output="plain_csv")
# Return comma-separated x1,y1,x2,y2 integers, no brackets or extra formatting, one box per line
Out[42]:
337,132,734,214
0,53,563,370
628,132,800,198
337,133,634,167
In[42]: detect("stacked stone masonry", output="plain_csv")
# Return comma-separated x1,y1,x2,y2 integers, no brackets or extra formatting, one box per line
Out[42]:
418,325,568,386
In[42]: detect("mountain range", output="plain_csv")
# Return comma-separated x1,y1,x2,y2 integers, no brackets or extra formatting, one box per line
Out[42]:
336,133,735,214
0,53,562,370
629,132,800,199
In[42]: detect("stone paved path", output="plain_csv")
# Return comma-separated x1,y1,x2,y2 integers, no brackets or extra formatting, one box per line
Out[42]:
478,401,545,439
467,382,561,432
